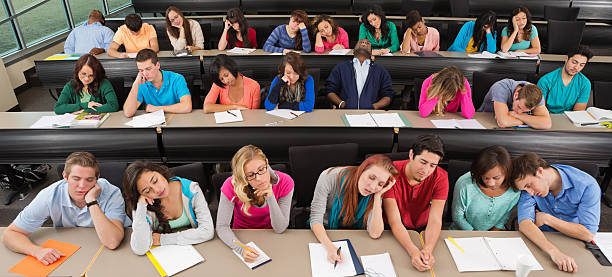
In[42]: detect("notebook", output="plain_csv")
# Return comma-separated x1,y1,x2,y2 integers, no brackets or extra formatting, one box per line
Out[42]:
565,107,612,126
342,113,410,127
430,119,485,129
445,237,543,272
361,253,397,277
214,109,243,123
308,239,364,277
8,240,80,277
594,233,612,265
125,110,166,127
266,109,305,119
233,242,271,270
147,245,204,276
30,114,77,128
72,112,110,128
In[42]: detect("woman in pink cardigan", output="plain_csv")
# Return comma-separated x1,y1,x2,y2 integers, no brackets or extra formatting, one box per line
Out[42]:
312,15,349,53
418,66,475,119
400,10,440,54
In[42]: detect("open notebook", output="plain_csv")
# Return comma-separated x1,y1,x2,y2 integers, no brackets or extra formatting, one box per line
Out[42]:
146,245,204,276
565,107,612,126
233,242,271,270
308,240,364,277
430,119,485,129
342,113,410,127
445,237,543,272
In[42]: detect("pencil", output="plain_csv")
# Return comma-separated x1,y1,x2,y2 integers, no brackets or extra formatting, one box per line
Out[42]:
233,240,256,254
166,113,175,125
80,244,104,277
419,231,436,277
447,236,464,253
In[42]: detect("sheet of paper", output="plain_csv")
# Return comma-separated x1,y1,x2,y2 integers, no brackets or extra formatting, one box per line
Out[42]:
381,53,394,56
329,49,351,55
125,110,166,127
149,244,204,276
345,113,377,127
266,109,305,120
214,109,243,124
9,240,80,277
430,119,459,129
564,111,598,125
456,119,486,129
126,52,137,58
233,242,271,269
371,113,406,127
485,237,543,271
30,114,77,128
308,241,356,277
227,47,256,54
361,253,397,277
468,51,499,59
444,237,501,272
587,107,612,121
594,233,612,266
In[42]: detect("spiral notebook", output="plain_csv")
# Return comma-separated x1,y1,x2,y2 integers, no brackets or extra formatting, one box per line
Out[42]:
233,242,271,270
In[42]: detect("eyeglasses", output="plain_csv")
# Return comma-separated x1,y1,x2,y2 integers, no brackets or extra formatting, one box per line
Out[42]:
245,166,267,181
79,72,95,79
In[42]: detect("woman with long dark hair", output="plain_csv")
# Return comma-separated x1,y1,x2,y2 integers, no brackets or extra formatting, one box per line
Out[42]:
165,6,204,51
203,54,261,113
264,52,315,112
218,8,257,50
359,5,400,55
54,54,118,114
122,161,214,255
448,11,497,53
501,6,541,54
263,10,312,53
312,14,349,53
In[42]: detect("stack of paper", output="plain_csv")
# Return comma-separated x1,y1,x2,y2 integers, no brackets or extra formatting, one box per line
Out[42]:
361,253,397,277
308,241,356,277
126,53,137,58
430,119,485,129
329,49,351,55
147,245,204,276
125,110,166,127
565,107,612,126
30,114,77,128
72,112,110,128
233,242,271,270
227,47,256,54
468,51,499,59
214,110,243,123
594,233,612,263
266,109,305,119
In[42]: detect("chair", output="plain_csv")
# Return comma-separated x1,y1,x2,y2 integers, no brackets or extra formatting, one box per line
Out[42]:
57,162,128,191
593,81,612,110
546,20,585,54
445,160,472,223
109,77,127,110
171,162,209,193
401,0,434,17
449,0,469,17
366,152,411,161
472,71,528,110
411,78,425,110
544,6,581,21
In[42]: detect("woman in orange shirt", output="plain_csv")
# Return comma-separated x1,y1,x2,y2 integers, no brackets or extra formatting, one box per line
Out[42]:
203,54,261,113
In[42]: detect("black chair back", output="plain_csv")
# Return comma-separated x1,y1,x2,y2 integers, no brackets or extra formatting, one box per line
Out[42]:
593,81,612,110
445,160,472,223
449,0,469,17
546,20,585,54
544,6,581,21
412,77,425,110
472,71,528,111
401,0,434,16
57,162,128,191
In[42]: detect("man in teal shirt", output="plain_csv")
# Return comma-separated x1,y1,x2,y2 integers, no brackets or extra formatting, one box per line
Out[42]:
537,45,593,114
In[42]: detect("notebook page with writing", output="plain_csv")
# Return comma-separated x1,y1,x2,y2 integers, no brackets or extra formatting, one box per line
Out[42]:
484,237,543,271
587,107,612,121
308,241,356,277
233,242,271,270
344,114,377,127
149,244,204,276
444,237,500,272
266,109,305,119
565,111,598,125
360,253,397,277
370,113,407,127
594,233,612,263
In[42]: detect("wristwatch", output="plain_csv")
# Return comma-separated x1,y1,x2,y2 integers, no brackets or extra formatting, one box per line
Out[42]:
86,200,99,208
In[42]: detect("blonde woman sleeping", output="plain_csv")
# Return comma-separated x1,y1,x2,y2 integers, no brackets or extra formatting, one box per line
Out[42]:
418,66,475,119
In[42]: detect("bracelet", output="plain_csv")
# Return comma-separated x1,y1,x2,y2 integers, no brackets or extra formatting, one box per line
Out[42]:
86,200,98,208
338,101,345,109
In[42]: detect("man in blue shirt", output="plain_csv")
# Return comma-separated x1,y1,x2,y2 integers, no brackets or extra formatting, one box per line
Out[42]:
326,39,394,110
64,10,114,55
123,49,192,117
511,152,600,273
1,152,129,265
537,45,593,114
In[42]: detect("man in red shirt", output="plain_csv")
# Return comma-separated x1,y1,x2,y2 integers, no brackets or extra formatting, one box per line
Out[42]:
383,134,448,272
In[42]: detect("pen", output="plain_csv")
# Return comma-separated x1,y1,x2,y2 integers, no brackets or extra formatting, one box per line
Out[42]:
227,110,238,117
580,122,600,126
334,246,341,269
289,111,299,119
233,240,256,254
448,237,464,253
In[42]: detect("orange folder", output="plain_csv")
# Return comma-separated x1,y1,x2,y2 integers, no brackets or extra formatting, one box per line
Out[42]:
8,240,80,277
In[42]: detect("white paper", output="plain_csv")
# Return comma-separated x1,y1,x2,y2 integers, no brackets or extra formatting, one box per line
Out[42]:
266,109,305,119
445,237,501,272
233,242,271,269
587,107,612,121
125,110,166,127
456,119,486,129
345,113,377,127
485,237,543,271
126,52,137,58
381,53,394,56
308,241,356,277
468,51,499,59
361,253,397,277
370,113,407,127
564,111,599,125
430,119,459,129
594,233,612,265
214,109,243,123
227,47,256,54
30,114,77,128
329,49,351,55
430,119,485,129
149,245,204,276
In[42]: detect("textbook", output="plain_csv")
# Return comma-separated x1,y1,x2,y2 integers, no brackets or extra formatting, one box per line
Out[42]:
342,113,411,127
72,112,110,128
233,242,271,270
444,237,543,272
565,107,612,126
308,239,364,277
147,245,204,276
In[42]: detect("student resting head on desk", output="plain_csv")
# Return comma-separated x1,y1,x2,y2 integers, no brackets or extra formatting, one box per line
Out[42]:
123,49,192,118
310,155,398,264
448,10,497,53
55,54,119,114
450,146,520,231
218,8,257,50
108,13,159,58
382,134,447,272
312,14,349,54
1,152,129,265
400,9,440,54
264,52,315,112
500,6,541,54
263,10,312,54
478,79,551,129
203,54,261,113
122,161,214,255
511,152,601,273
418,66,475,119
326,39,394,110
359,5,399,56
165,6,204,52
216,145,294,263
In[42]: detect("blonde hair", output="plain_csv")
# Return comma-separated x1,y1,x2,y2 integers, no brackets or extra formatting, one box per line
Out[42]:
230,145,278,216
427,66,465,115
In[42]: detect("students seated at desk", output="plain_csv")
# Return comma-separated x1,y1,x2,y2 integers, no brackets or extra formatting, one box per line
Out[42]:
122,161,214,255
203,54,260,113
500,6,541,54
537,45,593,114
1,152,128,264
383,135,447,272
165,6,204,52
450,146,520,231
479,79,551,129
123,49,192,117
312,14,349,54
326,39,394,110
400,10,440,54
359,5,399,55
511,152,601,273
265,52,315,112
216,145,294,262
263,10,312,54
448,11,497,53
64,9,114,55
310,155,398,263
218,8,257,50
419,66,474,119
55,54,119,114
108,14,159,58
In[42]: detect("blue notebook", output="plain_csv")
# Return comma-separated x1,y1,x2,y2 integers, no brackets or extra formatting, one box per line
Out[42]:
334,239,364,275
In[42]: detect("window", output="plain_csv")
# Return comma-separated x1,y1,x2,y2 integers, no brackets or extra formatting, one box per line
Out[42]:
107,0,130,12
16,0,70,46
0,22,18,55
69,0,104,25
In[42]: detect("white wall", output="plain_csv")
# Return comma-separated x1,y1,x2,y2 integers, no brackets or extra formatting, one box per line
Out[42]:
0,57,19,111
6,42,64,90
